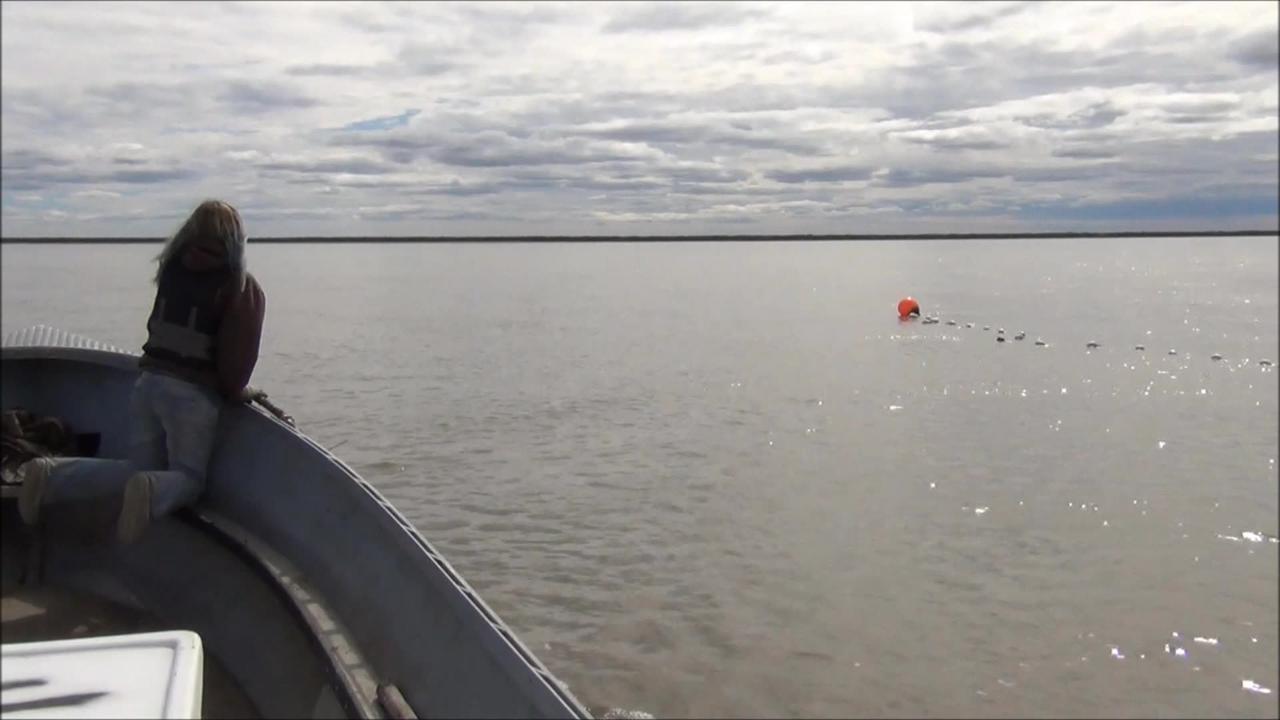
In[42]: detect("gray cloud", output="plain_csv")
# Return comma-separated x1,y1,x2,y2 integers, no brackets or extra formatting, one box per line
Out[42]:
79,78,317,121
1051,146,1118,160
1,1,1275,235
107,168,196,183
869,35,1265,121
1008,165,1116,183
257,156,398,175
1166,114,1225,125
392,43,464,77
767,166,875,184
219,80,318,113
664,164,749,184
874,167,1009,188
914,2,1032,34
1025,102,1126,131
332,126,664,169
1158,98,1241,120
335,3,422,35
435,138,649,168
449,2,572,36
7,165,196,188
85,81,202,116
898,135,1012,151
411,180,503,197
1231,27,1280,69
2,148,74,170
1125,130,1276,169
602,2,770,33
572,119,822,154
561,177,670,193
761,49,839,66
284,63,376,77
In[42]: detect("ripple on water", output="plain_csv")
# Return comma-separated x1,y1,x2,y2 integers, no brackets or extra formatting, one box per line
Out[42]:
600,708,657,719
1242,680,1272,695
1216,531,1279,544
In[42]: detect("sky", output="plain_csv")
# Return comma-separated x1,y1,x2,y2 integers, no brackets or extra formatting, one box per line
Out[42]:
1,1,1277,237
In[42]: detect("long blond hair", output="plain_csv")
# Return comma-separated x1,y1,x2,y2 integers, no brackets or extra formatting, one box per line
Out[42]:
154,200,247,287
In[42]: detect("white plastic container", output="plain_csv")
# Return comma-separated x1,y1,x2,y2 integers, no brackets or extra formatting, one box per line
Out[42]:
1,630,203,719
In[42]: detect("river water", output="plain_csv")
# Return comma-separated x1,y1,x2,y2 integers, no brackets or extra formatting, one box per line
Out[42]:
3,236,1277,718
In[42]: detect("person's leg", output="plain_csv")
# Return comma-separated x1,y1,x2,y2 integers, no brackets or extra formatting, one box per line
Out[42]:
128,372,168,471
32,457,134,504
15,456,134,525
118,375,222,543
148,374,222,516
21,374,161,525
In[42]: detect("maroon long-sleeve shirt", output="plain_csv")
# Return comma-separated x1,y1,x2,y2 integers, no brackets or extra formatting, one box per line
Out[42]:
214,273,267,398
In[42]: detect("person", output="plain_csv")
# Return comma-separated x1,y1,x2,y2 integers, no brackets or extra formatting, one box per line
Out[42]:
18,199,267,544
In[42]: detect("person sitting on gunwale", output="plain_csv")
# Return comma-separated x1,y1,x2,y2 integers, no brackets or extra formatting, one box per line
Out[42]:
18,199,267,544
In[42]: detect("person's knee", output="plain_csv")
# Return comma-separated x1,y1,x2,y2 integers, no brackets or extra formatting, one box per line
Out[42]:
145,469,206,517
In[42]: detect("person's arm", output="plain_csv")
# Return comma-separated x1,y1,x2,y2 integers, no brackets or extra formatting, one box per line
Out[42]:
216,274,267,401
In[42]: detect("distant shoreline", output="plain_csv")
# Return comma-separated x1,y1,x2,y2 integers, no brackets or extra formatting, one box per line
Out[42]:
1,230,1276,244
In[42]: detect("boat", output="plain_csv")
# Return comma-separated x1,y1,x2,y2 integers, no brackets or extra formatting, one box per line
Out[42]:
1,325,591,719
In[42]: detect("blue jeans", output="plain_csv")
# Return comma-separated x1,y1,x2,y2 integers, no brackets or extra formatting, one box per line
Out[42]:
40,370,222,517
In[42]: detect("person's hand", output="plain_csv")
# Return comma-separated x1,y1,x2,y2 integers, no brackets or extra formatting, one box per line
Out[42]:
238,386,266,404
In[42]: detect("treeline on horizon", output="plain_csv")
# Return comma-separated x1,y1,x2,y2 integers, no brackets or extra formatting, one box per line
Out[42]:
1,230,1276,243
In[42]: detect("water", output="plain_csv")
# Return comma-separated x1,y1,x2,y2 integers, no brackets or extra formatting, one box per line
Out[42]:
3,237,1277,718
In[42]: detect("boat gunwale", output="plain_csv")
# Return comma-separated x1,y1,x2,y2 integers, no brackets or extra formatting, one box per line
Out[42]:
181,507,377,719
1,336,590,718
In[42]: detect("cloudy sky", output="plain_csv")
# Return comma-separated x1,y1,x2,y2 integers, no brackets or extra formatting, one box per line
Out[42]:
2,1,1276,237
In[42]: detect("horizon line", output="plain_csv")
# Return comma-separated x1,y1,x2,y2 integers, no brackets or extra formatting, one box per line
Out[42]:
1,229,1277,243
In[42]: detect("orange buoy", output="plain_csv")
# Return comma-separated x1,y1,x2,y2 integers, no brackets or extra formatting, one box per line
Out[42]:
898,297,920,318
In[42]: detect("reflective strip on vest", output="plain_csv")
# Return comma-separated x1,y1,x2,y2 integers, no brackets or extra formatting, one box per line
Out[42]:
147,299,215,360
142,262,229,369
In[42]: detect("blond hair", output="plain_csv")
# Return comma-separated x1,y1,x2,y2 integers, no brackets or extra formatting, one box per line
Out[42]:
154,200,247,287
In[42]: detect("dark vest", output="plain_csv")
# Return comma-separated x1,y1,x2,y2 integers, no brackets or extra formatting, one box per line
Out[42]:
141,261,231,371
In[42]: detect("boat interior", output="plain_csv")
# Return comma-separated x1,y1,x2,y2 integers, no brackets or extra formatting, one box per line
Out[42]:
1,484,354,719
1,350,410,718
1,503,260,718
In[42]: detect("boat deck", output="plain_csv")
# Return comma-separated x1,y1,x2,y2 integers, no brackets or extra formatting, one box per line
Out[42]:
0,499,259,720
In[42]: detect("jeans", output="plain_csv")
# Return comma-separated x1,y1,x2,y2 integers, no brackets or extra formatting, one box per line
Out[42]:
41,370,222,517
